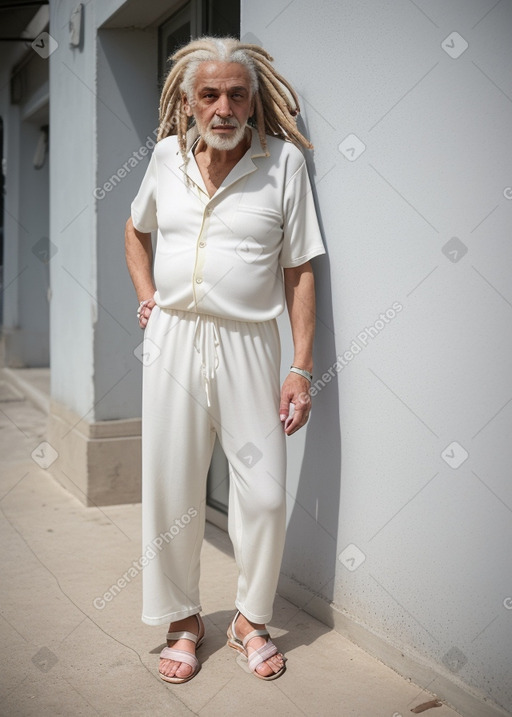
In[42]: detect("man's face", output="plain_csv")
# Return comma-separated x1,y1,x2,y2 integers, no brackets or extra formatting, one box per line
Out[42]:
184,61,255,151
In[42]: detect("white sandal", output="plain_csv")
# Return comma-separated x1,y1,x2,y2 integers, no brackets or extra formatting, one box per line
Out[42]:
159,614,205,684
226,611,286,681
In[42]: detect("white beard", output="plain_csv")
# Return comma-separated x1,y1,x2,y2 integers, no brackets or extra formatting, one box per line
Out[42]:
198,118,248,151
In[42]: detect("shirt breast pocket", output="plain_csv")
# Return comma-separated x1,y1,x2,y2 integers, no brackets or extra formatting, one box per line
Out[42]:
234,205,283,243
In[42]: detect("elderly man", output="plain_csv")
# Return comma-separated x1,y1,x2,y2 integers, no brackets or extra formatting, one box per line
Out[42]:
125,37,324,683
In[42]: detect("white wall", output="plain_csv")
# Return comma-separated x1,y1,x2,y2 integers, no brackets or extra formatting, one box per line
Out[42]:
242,1,512,714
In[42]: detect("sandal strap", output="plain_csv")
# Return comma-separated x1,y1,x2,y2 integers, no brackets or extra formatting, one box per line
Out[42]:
242,628,269,649
166,630,199,644
159,647,199,670
247,639,278,671
166,614,203,645
229,610,241,642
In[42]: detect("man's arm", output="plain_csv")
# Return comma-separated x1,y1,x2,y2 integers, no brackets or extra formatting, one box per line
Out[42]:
125,216,156,328
280,261,316,435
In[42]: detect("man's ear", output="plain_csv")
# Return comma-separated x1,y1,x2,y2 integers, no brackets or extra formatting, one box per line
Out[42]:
182,93,194,117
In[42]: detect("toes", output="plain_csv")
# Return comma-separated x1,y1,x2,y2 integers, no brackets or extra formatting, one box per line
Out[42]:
255,662,274,677
270,657,283,673
175,662,193,679
159,658,176,678
255,655,284,677
270,654,285,673
160,658,192,679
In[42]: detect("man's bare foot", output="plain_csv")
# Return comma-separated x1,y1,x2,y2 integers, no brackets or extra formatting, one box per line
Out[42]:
159,614,204,681
233,613,285,678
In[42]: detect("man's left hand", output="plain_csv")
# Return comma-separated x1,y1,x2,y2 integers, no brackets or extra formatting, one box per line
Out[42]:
279,373,312,436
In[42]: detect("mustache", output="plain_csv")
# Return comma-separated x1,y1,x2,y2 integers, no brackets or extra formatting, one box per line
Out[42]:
210,118,240,128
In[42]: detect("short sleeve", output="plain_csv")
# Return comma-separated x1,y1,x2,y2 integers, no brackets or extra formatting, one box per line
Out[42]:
279,160,325,268
131,151,158,232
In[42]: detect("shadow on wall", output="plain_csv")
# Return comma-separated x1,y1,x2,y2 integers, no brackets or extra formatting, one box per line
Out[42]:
281,201,342,612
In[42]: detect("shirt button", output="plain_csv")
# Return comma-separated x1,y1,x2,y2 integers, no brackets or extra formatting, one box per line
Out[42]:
196,277,203,284
199,241,206,248
205,207,212,216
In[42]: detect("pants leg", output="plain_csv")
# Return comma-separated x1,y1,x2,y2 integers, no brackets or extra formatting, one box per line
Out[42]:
212,318,287,624
141,307,215,626
141,309,286,627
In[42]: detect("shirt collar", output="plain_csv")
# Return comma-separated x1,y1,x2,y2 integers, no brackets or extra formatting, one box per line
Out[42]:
247,126,269,159
179,126,268,198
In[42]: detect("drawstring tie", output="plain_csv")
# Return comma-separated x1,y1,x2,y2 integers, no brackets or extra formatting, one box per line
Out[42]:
193,314,219,407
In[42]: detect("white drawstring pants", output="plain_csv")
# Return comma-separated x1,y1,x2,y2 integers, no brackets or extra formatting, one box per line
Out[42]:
141,307,287,626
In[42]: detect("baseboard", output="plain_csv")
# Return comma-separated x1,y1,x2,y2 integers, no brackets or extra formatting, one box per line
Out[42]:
205,504,228,532
277,573,510,717
47,399,142,506
2,366,50,414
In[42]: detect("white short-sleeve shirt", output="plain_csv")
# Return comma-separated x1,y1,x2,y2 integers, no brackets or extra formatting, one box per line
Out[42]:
131,127,325,322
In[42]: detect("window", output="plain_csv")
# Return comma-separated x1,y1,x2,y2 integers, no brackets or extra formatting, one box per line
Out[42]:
159,0,240,83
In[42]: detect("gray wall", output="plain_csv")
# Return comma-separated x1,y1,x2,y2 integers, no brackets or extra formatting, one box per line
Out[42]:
95,27,158,421
242,1,512,713
49,2,160,419
49,1,97,412
0,96,21,332
0,36,50,366
18,118,50,365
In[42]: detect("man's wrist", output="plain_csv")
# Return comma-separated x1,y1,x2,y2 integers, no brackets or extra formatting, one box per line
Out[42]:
290,365,313,383
137,291,155,304
291,357,313,374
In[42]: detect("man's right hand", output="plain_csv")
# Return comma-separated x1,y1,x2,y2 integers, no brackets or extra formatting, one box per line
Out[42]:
138,298,156,329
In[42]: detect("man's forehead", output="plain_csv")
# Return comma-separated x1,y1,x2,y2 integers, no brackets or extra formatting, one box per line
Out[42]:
194,61,251,89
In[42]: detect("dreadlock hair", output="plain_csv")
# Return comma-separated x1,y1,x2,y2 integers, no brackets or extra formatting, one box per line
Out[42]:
157,36,313,161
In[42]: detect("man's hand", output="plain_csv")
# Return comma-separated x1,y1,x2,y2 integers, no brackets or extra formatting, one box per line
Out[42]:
138,298,157,329
279,372,312,435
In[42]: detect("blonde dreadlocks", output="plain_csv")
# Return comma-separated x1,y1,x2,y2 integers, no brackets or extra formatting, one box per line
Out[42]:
157,36,313,160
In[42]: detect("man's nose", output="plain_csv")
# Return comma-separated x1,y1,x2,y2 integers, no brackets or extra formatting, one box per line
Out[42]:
216,94,232,116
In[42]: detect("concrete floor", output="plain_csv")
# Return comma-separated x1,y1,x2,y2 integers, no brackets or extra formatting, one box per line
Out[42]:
0,373,463,717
